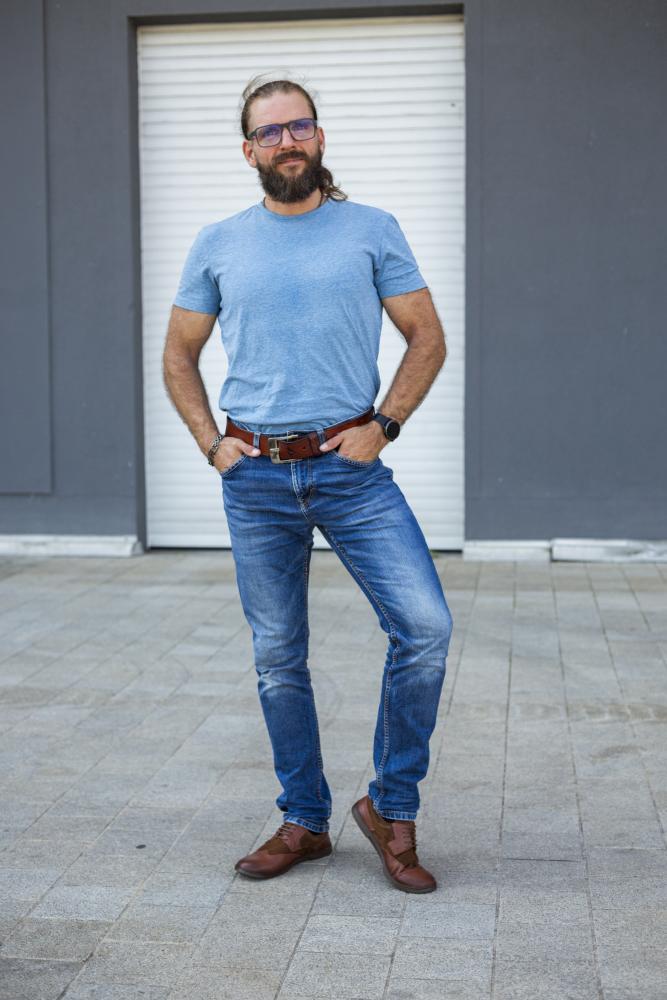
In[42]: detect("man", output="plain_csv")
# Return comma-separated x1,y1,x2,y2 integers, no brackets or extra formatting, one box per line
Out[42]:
163,76,453,894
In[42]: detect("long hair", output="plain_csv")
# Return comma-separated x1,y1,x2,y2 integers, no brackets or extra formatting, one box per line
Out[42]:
239,75,347,202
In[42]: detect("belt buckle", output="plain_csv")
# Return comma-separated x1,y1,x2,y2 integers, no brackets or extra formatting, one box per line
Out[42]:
268,432,301,464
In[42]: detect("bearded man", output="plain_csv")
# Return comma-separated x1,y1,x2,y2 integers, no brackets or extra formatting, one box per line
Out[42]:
163,76,453,893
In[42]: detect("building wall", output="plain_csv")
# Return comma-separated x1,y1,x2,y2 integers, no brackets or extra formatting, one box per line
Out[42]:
1,0,665,545
465,0,667,540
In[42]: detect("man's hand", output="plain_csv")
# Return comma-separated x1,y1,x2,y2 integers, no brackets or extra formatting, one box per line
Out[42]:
213,437,260,473
319,421,387,462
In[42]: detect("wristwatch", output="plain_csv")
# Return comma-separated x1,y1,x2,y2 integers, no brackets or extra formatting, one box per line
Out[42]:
372,412,401,441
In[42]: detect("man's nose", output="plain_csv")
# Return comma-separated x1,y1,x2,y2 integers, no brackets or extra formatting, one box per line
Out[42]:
278,125,298,148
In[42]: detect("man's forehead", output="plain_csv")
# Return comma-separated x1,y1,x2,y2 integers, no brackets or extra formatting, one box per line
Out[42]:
249,93,312,129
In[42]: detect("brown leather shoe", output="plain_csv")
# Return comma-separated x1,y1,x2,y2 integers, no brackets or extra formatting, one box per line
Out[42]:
234,821,332,880
351,795,436,893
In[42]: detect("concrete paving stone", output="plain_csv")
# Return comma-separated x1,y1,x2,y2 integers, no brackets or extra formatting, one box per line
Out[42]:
105,901,215,943
499,859,587,890
309,878,405,917
69,940,194,989
597,946,667,995
298,913,400,955
193,920,303,971
492,956,599,1000
586,847,667,879
45,776,149,817
401,901,496,940
495,919,593,958
577,778,656,817
391,939,493,983
582,815,665,850
86,809,193,857
0,898,33,926
129,781,220,811
140,870,232,907
209,890,314,925
0,957,82,1000
24,813,114,843
0,799,50,830
59,851,161,888
499,887,589,921
386,979,490,1000
66,973,171,996
30,884,136,921
0,866,62,902
0,917,111,961
170,964,283,1000
592,905,667,951
589,876,667,908
279,949,391,999
602,992,667,1000
500,833,584,861
148,842,233,875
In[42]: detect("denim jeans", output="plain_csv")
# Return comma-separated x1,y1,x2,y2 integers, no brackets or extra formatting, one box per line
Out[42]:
221,438,453,833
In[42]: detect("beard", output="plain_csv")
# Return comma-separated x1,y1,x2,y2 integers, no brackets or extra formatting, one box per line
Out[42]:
256,147,325,203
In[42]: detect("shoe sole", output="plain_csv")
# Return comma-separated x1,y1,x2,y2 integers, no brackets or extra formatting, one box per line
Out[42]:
234,844,332,880
351,801,436,894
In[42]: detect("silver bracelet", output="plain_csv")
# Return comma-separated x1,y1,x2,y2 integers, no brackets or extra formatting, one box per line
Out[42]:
206,433,225,466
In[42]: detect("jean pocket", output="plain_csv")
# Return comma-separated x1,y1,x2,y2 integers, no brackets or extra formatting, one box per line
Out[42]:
220,453,248,478
330,449,379,469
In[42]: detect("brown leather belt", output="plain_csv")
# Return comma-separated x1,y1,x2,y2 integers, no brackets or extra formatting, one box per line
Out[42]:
224,408,375,464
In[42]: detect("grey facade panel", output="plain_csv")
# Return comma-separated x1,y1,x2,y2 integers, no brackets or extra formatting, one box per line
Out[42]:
0,0,665,543
464,0,667,540
0,0,52,494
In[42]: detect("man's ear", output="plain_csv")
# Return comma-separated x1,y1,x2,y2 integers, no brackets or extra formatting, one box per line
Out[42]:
242,140,256,167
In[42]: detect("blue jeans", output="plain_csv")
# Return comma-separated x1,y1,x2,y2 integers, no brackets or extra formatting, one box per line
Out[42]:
221,440,453,834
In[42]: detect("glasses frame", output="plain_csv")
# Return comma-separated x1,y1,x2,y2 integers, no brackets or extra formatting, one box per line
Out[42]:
247,117,318,148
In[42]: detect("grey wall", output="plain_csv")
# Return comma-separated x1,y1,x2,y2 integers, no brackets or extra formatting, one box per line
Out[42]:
0,1,51,494
465,0,667,539
0,0,665,545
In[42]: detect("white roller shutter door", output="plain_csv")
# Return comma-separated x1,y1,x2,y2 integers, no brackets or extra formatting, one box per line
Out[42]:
138,15,465,549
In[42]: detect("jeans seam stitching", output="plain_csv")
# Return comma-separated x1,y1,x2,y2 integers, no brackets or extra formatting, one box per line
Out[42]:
220,453,247,477
291,460,314,522
317,524,398,810
303,535,325,806
331,451,378,468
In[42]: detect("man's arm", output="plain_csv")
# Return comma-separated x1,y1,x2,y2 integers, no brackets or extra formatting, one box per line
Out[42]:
376,286,447,423
162,305,259,468
319,286,446,458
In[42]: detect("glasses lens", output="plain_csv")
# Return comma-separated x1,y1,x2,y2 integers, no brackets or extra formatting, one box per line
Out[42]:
256,124,281,147
289,119,315,140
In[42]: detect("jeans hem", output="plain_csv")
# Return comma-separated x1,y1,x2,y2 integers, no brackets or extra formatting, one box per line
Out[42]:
284,815,330,834
370,797,418,822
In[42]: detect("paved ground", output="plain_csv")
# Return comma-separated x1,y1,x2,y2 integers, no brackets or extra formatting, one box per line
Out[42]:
0,551,666,1000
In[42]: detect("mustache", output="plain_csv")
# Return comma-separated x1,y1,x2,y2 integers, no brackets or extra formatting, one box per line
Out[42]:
274,154,308,165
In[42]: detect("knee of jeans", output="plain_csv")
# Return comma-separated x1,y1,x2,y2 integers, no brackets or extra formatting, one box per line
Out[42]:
405,605,453,661
253,632,308,676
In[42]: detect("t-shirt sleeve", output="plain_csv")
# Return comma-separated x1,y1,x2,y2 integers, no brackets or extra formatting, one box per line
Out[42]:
374,213,428,299
173,227,221,314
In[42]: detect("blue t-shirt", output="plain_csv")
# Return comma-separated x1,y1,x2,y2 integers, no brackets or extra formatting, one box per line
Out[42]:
173,197,427,433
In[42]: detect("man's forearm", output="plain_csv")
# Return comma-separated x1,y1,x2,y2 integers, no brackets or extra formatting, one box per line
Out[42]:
377,337,446,425
163,353,220,456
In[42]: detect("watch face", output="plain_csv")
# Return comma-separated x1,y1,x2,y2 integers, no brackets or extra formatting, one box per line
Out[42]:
385,419,401,441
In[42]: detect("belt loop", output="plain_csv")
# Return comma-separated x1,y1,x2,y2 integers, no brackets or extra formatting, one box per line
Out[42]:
252,431,260,448
316,429,327,445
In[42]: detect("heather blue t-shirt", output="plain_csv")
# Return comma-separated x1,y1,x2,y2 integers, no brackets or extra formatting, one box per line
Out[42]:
173,196,427,434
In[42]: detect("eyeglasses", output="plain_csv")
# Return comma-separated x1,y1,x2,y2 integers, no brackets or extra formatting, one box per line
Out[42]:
247,118,318,147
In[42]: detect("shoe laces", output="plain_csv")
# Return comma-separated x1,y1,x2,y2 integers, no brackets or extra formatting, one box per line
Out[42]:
275,821,299,843
392,821,418,867
260,821,300,852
